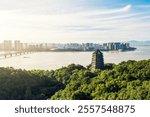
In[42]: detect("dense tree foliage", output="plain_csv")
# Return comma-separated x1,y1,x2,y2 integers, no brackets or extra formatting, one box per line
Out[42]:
50,60,150,100
0,68,64,100
0,60,150,100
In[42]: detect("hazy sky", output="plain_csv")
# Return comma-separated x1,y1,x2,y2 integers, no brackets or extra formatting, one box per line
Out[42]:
0,0,150,43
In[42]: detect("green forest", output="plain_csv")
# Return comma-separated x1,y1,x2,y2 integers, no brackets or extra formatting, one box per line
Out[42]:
0,59,150,100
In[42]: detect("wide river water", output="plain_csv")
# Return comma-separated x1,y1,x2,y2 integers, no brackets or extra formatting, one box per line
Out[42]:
0,46,149,70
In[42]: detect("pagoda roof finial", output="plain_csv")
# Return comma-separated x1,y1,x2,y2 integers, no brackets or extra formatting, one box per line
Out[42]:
93,49,102,54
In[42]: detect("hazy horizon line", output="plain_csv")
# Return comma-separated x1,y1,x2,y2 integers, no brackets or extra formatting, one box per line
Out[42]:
0,39,150,44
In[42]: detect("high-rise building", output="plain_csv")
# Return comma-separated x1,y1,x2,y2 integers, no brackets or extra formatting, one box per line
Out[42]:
14,40,20,51
3,40,12,51
91,49,104,71
125,43,130,48
108,43,114,50
23,43,28,50
14,40,23,51
113,43,120,50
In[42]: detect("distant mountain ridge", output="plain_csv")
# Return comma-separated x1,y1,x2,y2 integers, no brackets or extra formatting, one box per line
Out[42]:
128,40,150,46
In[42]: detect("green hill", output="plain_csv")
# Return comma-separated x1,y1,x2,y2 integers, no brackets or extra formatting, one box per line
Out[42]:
0,59,150,100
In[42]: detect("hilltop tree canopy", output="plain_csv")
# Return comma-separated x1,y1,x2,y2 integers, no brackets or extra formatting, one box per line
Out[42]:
0,59,150,100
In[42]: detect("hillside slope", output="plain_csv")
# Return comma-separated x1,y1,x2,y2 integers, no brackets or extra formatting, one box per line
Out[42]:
0,59,150,100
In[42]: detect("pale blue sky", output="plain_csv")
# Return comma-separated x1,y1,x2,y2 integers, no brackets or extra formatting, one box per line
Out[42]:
0,0,150,43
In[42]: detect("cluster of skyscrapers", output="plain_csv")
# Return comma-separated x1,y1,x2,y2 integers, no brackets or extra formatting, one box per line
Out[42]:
49,42,134,51
0,40,48,51
102,42,130,51
0,40,26,51
0,40,134,52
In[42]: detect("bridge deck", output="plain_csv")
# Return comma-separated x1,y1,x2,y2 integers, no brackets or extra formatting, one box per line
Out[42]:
0,51,32,58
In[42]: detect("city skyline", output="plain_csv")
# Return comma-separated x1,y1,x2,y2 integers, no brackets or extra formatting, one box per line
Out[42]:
0,0,150,43
0,40,134,52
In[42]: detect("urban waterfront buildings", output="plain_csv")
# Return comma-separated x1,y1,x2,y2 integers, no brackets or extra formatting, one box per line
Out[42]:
91,49,104,71
102,42,130,51
3,40,12,51
0,40,135,52
0,40,26,51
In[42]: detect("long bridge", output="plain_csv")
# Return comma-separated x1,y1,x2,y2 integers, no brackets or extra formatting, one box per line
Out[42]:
0,51,32,58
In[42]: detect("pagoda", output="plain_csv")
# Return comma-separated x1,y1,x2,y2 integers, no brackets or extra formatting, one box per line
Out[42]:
91,49,104,71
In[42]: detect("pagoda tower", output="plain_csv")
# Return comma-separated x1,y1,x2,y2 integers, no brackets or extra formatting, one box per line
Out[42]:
91,49,104,71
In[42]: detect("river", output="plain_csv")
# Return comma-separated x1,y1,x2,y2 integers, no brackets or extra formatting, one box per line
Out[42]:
0,46,149,70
